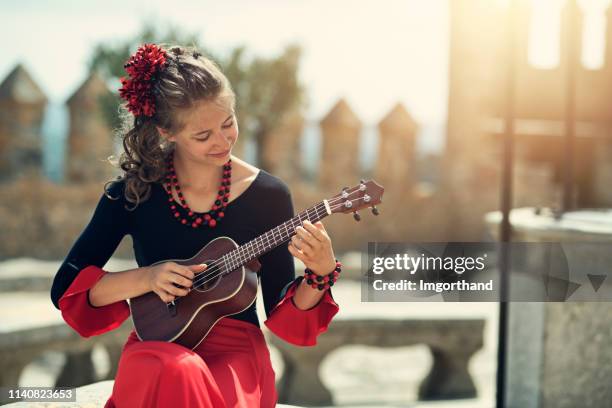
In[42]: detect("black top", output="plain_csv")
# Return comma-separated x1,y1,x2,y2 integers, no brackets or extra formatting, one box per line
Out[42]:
50,169,299,328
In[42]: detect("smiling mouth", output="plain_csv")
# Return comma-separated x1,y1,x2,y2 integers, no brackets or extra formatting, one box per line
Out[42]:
209,150,229,156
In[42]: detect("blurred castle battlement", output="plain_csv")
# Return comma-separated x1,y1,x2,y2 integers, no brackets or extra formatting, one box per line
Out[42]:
0,64,438,259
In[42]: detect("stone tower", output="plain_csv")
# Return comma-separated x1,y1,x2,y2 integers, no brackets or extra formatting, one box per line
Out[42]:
318,98,362,190
261,109,304,182
375,103,418,194
65,72,116,183
0,63,47,182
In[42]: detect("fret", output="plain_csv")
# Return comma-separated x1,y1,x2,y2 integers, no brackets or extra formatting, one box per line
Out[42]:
255,234,264,258
225,253,233,273
291,215,300,232
315,206,321,222
260,232,267,253
283,221,290,241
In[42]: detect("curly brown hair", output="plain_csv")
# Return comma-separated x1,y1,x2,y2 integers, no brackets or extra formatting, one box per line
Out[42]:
104,43,236,210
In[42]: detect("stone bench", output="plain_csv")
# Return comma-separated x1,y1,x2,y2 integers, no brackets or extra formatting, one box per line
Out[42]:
0,291,131,405
2,381,304,407
0,258,141,405
269,318,485,406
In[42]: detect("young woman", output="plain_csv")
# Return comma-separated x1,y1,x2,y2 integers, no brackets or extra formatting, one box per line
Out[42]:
50,43,342,408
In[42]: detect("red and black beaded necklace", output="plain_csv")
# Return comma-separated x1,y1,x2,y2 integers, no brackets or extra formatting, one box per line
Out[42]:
164,158,232,228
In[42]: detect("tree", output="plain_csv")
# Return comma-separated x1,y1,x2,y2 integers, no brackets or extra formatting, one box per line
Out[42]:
223,44,304,171
88,21,304,171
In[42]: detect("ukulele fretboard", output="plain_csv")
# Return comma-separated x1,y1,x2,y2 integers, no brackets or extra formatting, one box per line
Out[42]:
222,200,329,272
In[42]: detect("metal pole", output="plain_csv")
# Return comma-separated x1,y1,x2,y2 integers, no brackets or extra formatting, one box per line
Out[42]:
562,0,578,213
496,0,517,406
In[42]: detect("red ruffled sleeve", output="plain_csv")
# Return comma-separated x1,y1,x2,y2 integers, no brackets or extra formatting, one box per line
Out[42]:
264,277,339,346
58,265,130,338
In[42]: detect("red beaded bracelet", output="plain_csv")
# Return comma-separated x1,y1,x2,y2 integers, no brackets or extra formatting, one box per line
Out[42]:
304,259,342,291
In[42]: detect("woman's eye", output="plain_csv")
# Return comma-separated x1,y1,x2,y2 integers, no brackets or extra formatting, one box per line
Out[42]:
194,122,233,141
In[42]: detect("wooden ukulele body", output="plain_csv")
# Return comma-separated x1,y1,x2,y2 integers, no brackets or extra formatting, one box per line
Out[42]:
129,236,261,350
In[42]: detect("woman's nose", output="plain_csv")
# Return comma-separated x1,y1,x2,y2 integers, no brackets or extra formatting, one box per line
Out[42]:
215,131,232,148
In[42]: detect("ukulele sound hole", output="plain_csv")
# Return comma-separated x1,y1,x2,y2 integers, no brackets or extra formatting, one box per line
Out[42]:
193,267,222,292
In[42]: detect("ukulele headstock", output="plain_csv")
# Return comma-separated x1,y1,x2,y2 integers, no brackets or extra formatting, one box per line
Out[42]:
327,179,384,221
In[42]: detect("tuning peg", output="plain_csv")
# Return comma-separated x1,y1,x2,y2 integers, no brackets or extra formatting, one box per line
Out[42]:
342,186,349,191
371,206,379,216
353,211,361,221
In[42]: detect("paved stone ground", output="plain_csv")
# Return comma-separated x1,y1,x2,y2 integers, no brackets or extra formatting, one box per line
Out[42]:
2,257,497,407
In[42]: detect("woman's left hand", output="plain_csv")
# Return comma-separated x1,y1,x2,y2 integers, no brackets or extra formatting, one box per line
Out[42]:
288,220,336,276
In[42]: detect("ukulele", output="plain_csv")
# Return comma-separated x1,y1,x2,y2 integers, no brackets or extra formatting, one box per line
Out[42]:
129,179,384,349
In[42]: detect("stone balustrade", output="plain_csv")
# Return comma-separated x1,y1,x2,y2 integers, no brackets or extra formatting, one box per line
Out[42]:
269,317,485,406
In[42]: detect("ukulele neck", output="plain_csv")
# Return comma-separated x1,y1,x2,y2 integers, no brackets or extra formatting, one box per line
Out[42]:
223,200,330,271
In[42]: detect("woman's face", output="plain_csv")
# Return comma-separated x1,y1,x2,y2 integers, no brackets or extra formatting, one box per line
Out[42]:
160,97,238,165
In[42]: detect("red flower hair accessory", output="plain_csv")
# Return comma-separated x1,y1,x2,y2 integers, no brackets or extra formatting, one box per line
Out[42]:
118,43,169,117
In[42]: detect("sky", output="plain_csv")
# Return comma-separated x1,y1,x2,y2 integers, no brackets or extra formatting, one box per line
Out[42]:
0,0,450,125
1,0,609,135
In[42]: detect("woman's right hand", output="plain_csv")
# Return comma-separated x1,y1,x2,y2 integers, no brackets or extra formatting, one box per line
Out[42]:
147,262,207,303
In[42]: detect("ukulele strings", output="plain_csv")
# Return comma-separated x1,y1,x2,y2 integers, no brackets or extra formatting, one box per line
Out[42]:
169,191,366,302
188,193,362,290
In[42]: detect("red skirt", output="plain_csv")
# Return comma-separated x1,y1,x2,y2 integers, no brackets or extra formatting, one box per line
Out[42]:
105,318,277,408
58,265,340,408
